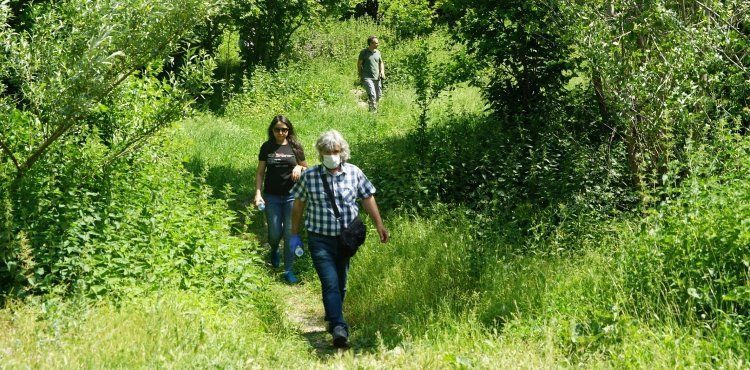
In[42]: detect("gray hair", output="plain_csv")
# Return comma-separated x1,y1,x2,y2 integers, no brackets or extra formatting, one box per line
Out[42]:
316,130,350,163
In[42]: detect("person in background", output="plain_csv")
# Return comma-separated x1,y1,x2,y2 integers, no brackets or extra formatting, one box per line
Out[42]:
289,130,389,348
357,35,385,112
254,115,308,283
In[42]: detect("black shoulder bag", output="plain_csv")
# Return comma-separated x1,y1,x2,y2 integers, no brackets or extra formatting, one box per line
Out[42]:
321,169,366,257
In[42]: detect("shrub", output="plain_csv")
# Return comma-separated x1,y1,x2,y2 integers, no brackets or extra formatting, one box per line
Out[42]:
379,0,435,39
2,129,266,299
290,17,390,62
224,62,344,121
77,139,265,299
624,129,750,331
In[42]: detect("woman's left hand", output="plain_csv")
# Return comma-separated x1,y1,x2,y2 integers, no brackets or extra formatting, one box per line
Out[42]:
291,165,303,181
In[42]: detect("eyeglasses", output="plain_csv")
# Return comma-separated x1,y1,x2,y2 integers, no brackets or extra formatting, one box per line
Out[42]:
273,127,289,133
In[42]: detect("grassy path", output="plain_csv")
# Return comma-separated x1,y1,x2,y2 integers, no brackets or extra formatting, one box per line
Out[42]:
268,277,339,358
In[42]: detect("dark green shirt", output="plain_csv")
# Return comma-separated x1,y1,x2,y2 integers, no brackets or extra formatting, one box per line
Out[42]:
358,48,381,80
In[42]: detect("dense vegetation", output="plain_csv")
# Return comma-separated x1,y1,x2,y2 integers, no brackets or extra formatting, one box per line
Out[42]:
1,0,748,367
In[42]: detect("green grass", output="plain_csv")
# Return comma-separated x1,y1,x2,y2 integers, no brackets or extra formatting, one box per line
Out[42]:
2,18,748,369
0,290,312,368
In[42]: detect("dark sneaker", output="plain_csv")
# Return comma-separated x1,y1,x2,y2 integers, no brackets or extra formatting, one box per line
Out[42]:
283,271,299,284
332,325,349,348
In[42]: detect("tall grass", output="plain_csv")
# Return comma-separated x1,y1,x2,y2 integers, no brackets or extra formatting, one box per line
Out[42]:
120,19,750,366
2,16,748,369
0,290,311,368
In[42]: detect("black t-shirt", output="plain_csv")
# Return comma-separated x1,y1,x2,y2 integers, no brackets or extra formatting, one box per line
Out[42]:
258,141,305,195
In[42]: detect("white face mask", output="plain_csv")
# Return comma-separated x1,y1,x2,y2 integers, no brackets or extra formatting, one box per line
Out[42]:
322,154,341,169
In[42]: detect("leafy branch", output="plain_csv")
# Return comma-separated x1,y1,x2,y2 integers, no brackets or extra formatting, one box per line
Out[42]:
6,0,212,186
0,135,21,172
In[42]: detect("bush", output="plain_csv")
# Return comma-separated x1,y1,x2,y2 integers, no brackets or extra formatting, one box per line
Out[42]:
290,17,390,62
2,131,266,299
224,62,344,120
624,129,750,331
379,0,435,39
362,105,630,218
79,139,265,299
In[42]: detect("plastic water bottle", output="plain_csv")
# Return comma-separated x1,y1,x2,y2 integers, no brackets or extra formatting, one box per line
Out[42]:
289,235,304,257
257,202,265,211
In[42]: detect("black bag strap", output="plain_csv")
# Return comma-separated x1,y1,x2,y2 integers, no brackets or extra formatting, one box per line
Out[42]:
320,167,345,229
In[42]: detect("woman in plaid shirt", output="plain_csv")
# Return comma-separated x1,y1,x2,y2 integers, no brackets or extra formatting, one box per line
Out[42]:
290,130,389,348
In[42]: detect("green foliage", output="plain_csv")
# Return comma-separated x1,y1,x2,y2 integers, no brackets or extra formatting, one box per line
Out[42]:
224,62,344,121
318,0,360,17
365,106,632,229
2,130,265,299
379,0,435,39
453,0,573,124
0,0,214,182
229,0,323,71
570,0,750,188
624,129,750,329
398,31,475,134
442,0,631,213
290,17,390,62
77,141,265,299
0,0,235,297
447,0,749,192
2,10,749,366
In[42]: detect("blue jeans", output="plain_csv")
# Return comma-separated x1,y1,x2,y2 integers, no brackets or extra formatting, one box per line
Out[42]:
309,232,350,333
264,193,295,271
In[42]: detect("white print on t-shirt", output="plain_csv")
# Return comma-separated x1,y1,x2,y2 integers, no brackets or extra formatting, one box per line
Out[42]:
267,152,295,166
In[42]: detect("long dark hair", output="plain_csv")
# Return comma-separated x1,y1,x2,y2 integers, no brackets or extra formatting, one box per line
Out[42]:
267,115,303,159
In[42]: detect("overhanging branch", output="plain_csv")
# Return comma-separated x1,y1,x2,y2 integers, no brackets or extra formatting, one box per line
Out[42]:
13,30,183,182
0,135,21,172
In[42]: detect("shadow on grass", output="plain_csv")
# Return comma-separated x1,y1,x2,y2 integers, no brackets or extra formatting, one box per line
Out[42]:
335,110,617,349
301,330,338,358
182,157,264,236
301,330,381,360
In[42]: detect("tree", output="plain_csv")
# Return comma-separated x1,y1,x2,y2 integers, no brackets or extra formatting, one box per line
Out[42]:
572,0,750,188
0,0,215,294
0,0,214,186
447,0,749,197
229,0,323,71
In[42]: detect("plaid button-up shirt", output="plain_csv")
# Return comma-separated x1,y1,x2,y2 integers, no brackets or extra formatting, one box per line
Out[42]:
291,163,376,236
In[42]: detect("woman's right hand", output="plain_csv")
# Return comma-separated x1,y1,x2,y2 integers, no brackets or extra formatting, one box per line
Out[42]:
254,194,264,207
291,165,303,182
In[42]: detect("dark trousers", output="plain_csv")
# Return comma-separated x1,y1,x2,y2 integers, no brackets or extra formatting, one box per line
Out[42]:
308,231,350,332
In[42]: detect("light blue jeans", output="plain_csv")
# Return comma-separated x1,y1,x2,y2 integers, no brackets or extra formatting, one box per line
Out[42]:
362,78,382,111
264,193,295,272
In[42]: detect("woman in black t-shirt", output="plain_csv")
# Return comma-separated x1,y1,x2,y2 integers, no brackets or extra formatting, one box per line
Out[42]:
254,115,307,283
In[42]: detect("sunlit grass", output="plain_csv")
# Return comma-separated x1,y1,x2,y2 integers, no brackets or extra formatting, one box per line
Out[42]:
0,290,312,368
3,17,747,369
